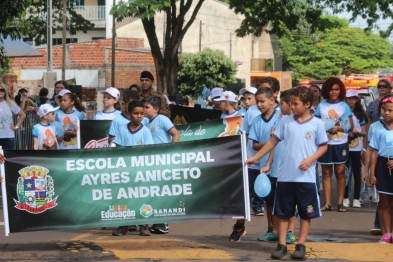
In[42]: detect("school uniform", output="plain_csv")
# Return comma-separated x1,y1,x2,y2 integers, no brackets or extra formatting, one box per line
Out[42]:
146,115,174,144
241,105,264,211
369,121,393,195
94,110,121,120
273,115,328,219
55,110,86,149
32,123,59,150
108,113,149,137
315,100,352,164
113,123,154,147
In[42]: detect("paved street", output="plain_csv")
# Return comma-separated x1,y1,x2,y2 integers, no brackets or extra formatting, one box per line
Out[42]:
0,180,392,261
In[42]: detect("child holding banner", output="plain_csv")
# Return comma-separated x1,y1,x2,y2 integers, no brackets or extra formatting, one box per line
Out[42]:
111,100,154,236
56,90,86,149
246,86,328,259
248,87,281,243
142,95,180,235
94,87,121,120
369,94,393,244
108,90,148,144
32,104,60,150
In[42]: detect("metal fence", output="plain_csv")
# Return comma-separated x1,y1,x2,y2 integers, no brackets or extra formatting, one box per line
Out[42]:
13,111,40,150
13,109,98,150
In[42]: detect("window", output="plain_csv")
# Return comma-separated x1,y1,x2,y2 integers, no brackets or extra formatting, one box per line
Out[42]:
92,37,106,41
52,38,78,46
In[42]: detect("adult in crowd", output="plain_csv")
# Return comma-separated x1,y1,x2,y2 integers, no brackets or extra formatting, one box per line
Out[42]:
50,80,69,107
15,88,36,111
0,84,26,149
364,79,392,236
129,83,141,93
138,71,170,117
34,87,49,107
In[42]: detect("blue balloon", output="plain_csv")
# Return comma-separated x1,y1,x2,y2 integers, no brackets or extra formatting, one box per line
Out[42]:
254,173,271,197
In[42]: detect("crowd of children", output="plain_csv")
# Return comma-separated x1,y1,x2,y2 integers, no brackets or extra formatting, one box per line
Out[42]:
17,73,393,259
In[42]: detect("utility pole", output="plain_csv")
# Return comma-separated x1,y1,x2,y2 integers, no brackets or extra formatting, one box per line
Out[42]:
230,32,232,59
61,0,66,80
199,21,202,52
111,0,116,87
47,0,52,72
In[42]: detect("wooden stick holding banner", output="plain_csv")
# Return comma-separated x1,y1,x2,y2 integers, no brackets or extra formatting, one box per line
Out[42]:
77,118,81,149
0,147,10,236
241,132,251,221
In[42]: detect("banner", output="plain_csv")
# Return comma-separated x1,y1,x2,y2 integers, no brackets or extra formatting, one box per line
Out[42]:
170,105,222,125
1,135,249,234
177,116,243,142
80,120,112,148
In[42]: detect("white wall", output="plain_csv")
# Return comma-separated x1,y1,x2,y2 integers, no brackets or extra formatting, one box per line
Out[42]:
116,0,272,87
20,69,99,87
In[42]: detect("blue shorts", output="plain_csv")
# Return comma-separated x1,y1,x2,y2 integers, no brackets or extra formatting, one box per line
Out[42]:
273,182,321,220
263,176,277,207
376,156,393,195
318,143,349,164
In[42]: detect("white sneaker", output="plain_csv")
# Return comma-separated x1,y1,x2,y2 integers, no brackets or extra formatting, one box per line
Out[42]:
353,199,361,208
343,198,350,207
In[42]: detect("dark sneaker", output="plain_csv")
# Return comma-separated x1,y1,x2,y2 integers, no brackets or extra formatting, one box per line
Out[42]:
128,225,138,231
229,224,246,242
149,223,169,234
271,244,287,259
370,227,382,235
254,210,265,216
291,244,306,260
139,225,151,236
112,226,129,236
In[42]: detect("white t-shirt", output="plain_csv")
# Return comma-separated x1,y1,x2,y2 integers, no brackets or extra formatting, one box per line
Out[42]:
348,114,366,151
315,100,352,145
274,115,328,182
94,110,121,120
32,123,59,150
0,101,21,138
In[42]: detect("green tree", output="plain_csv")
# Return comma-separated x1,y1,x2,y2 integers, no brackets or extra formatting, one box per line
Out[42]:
279,16,393,81
112,0,205,95
19,0,94,46
177,48,237,97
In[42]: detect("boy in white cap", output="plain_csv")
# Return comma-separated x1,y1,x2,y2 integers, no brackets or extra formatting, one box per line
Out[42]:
239,87,257,109
207,87,223,110
32,104,60,150
214,91,242,118
94,87,121,120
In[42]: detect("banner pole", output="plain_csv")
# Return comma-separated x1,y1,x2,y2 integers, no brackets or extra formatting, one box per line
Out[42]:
77,118,81,149
0,147,10,236
240,132,251,221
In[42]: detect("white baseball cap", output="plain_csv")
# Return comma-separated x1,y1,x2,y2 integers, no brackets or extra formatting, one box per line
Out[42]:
346,90,359,98
214,91,237,103
37,104,59,117
56,89,71,98
239,86,257,95
211,87,224,99
101,87,120,99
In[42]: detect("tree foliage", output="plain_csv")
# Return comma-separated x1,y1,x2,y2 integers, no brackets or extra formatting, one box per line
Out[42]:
18,0,94,46
177,48,237,97
228,0,393,38
279,16,393,81
112,0,205,95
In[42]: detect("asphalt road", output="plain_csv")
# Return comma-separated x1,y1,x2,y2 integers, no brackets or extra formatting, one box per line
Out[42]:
0,179,392,261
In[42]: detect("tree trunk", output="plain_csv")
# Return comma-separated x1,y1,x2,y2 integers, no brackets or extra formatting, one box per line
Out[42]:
141,0,205,95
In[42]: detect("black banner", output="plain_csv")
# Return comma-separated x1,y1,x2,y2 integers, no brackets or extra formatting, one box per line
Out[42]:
170,105,222,125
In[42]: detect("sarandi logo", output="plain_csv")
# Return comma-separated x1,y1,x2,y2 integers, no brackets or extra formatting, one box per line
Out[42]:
140,204,153,218
14,165,58,214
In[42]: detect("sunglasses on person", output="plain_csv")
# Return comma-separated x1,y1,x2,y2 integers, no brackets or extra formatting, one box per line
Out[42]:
377,84,390,89
0,89,5,92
